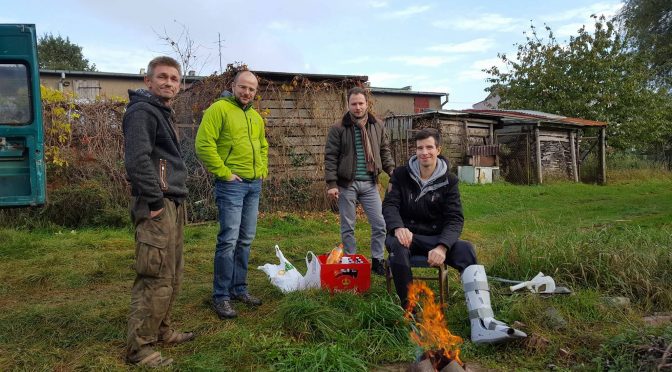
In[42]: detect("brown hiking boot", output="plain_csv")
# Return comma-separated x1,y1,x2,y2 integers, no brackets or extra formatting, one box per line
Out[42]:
212,300,237,319
232,293,262,306
159,331,196,345
127,350,173,367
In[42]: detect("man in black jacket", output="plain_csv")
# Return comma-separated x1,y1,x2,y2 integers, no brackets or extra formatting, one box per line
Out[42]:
382,128,525,344
324,87,395,275
123,56,194,366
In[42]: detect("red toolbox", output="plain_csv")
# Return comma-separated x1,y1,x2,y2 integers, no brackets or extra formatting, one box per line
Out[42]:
318,254,371,293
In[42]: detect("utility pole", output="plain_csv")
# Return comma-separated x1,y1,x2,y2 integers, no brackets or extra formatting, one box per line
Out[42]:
218,32,223,74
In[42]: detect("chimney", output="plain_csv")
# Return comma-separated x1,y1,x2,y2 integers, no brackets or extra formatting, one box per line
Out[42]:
139,68,146,75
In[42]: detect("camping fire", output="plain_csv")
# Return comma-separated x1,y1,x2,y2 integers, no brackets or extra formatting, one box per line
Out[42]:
405,281,465,372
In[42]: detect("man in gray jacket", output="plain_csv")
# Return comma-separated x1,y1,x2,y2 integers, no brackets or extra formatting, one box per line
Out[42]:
123,56,194,367
324,87,395,275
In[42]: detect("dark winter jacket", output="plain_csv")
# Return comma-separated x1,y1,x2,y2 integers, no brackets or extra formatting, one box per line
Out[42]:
382,156,464,249
123,89,188,212
324,112,395,188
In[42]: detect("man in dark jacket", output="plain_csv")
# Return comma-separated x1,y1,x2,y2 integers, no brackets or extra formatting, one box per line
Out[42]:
324,87,395,275
123,56,194,367
382,128,525,344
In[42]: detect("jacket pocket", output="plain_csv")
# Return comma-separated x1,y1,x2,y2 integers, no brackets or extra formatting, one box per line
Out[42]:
134,216,169,277
159,159,169,192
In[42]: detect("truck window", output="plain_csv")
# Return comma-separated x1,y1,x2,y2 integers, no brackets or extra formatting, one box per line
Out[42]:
0,63,32,125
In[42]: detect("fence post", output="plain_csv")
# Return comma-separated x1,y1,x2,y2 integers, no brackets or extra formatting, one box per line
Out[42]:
570,130,578,182
535,123,543,184
598,127,607,185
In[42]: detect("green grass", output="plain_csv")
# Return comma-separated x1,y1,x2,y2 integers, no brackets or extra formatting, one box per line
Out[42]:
1,171,671,370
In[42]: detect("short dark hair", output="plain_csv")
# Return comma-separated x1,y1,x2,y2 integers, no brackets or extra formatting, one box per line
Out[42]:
147,56,181,77
347,87,369,102
415,128,441,146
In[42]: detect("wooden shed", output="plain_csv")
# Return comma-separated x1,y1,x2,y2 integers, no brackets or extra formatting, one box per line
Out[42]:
172,70,366,213
384,109,607,185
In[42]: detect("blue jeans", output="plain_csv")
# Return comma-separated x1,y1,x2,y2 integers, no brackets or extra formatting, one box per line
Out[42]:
337,180,386,260
213,178,262,303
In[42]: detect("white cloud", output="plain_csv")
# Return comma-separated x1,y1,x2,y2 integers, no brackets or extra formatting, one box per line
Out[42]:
369,1,388,8
388,55,457,67
84,45,158,73
428,38,496,53
433,13,520,32
553,3,623,38
383,5,431,19
542,2,624,22
268,21,292,31
341,56,371,64
368,72,412,86
556,22,590,37
457,57,505,82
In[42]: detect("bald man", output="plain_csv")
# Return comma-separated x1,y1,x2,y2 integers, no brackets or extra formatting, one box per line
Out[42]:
196,70,269,320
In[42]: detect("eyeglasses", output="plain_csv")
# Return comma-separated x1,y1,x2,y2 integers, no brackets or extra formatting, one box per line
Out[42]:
235,84,257,93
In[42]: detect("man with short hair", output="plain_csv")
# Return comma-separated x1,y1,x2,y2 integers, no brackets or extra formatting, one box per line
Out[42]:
123,56,194,367
382,128,526,344
196,70,268,320
324,87,395,276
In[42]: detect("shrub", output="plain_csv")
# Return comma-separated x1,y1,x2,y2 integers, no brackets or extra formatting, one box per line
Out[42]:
43,181,128,228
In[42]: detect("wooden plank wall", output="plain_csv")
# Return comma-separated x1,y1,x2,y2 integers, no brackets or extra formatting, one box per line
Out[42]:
261,89,346,180
176,86,347,181
438,119,492,169
538,129,573,180
385,115,494,170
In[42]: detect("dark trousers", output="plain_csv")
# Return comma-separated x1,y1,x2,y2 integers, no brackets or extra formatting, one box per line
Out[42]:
386,234,477,307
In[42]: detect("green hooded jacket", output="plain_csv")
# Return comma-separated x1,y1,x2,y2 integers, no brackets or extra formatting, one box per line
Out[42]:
195,96,269,180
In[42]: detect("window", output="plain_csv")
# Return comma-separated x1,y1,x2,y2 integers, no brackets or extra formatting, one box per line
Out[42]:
0,63,32,125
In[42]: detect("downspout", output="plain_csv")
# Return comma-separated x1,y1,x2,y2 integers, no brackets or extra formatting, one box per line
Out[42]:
59,72,65,92
440,93,450,108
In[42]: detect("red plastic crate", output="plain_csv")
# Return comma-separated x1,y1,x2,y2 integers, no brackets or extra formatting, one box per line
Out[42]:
318,254,371,293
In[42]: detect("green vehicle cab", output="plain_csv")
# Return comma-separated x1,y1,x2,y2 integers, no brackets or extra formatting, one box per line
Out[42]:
0,24,46,207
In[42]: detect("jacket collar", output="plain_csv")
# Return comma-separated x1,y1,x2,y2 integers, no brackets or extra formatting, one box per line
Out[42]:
341,111,378,127
228,95,254,111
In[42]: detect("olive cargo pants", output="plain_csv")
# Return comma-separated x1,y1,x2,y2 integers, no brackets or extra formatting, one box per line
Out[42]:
126,198,184,360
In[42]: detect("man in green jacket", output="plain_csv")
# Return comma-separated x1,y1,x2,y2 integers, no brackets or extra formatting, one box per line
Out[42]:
195,70,269,320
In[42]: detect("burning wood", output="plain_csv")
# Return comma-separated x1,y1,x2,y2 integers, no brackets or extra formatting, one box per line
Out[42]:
405,281,465,372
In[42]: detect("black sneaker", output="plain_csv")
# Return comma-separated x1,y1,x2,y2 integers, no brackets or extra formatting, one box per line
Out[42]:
212,300,237,319
371,258,386,276
232,293,262,306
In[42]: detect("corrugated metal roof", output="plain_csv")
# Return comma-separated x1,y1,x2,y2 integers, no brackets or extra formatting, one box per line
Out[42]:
41,69,367,83
465,109,607,127
370,87,446,96
383,109,607,127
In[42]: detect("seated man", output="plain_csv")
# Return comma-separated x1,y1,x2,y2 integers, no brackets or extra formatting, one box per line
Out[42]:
382,128,525,344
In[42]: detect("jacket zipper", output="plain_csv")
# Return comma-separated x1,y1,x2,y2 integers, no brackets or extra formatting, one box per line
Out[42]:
244,111,257,179
159,159,168,191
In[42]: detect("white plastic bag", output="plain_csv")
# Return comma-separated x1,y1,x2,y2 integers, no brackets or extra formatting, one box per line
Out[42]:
258,245,304,293
301,251,321,290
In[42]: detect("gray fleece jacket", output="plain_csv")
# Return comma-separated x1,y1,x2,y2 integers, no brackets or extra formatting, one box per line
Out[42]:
122,89,188,212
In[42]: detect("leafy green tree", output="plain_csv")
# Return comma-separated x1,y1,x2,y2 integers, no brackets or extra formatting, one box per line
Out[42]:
38,33,96,71
619,0,672,85
484,16,672,154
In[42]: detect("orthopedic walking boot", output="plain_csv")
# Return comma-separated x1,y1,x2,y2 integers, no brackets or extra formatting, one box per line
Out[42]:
461,264,527,344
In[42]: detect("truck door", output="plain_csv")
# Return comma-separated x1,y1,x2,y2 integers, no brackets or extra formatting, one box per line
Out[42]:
0,24,46,207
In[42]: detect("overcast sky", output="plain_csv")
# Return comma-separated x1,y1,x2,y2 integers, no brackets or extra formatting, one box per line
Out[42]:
2,0,623,109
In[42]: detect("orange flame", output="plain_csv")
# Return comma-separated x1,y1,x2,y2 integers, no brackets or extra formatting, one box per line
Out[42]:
405,280,463,366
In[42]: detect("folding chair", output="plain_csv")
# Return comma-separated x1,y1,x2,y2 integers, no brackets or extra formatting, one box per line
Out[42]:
384,255,450,307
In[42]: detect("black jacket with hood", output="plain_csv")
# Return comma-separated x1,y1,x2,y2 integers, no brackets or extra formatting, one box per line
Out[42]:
123,89,188,213
382,155,464,249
